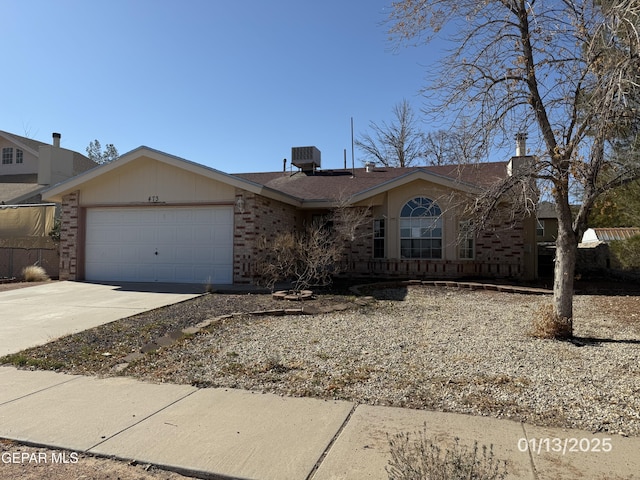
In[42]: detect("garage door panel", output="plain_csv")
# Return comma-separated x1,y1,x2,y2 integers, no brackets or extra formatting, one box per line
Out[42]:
214,207,233,224
176,228,195,243
192,246,215,263
213,245,232,263
85,207,233,284
213,228,232,243
140,228,158,244
192,225,214,242
175,246,195,263
156,226,177,244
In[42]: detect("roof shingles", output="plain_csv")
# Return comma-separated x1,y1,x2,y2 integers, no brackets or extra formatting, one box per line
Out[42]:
234,162,508,203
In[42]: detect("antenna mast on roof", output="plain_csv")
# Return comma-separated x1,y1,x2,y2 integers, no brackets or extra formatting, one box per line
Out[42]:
351,117,355,177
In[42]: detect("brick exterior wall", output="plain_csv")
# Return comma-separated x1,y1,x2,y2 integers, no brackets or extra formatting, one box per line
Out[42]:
233,190,299,284
338,212,529,280
59,191,80,281
56,188,531,285
474,220,526,278
338,209,374,265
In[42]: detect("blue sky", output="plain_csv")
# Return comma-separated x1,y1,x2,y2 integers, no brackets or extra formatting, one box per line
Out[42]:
3,0,441,172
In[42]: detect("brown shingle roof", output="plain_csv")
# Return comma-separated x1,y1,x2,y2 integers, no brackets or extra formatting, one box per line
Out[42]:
0,131,48,152
234,162,508,202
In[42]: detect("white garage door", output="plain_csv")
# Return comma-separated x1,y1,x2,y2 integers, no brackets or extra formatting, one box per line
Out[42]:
85,206,233,284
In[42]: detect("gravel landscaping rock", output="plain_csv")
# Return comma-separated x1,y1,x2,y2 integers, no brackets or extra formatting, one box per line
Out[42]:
4,285,640,437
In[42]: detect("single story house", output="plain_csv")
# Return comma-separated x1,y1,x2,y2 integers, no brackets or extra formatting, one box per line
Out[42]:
43,145,538,285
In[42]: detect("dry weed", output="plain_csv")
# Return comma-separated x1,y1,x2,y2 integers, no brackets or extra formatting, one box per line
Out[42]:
22,265,50,282
530,304,571,339
386,424,508,480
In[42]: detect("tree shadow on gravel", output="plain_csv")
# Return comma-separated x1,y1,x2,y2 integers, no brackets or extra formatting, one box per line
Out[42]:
569,336,640,347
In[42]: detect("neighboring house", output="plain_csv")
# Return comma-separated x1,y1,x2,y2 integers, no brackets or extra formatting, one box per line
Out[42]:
0,130,97,278
0,131,96,204
536,201,558,243
576,227,640,274
581,227,640,244
43,145,538,285
536,201,559,278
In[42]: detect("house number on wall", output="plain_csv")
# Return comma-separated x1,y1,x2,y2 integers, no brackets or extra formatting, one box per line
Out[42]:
148,196,159,203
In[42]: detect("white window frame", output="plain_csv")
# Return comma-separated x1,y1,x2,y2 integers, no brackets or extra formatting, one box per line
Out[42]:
399,197,443,259
2,147,13,164
459,220,475,260
373,218,385,258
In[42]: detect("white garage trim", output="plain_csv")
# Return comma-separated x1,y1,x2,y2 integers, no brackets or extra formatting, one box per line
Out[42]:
85,206,233,284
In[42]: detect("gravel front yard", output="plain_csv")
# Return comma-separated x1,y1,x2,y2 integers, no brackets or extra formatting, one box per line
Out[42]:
4,285,640,437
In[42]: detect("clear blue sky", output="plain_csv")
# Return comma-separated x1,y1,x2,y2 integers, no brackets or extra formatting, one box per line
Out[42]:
3,0,440,172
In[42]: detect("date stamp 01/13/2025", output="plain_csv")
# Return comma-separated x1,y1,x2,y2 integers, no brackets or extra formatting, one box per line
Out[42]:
518,437,613,455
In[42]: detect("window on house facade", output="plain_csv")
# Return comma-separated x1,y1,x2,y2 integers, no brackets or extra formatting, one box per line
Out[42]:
400,197,442,259
459,220,475,259
536,219,544,237
15,149,23,164
373,219,385,258
2,147,13,164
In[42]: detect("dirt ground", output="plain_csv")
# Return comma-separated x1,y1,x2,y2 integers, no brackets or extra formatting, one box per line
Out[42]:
0,281,53,293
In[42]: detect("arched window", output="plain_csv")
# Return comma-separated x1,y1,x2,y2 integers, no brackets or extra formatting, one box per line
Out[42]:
400,197,442,259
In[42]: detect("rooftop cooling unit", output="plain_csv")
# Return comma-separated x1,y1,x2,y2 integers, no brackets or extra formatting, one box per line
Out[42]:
291,146,321,171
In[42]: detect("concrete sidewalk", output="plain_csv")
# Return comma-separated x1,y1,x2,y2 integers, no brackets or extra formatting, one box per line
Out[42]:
0,281,203,356
0,367,637,479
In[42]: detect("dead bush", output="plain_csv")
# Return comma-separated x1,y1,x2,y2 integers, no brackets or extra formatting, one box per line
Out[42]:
255,222,343,292
255,202,371,292
530,304,570,339
22,265,50,282
386,425,508,480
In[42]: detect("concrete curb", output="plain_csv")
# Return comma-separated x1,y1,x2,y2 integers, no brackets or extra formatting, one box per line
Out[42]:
1,366,638,480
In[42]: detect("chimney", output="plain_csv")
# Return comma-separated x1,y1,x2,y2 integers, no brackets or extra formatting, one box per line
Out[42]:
515,132,527,156
508,132,533,177
52,132,61,148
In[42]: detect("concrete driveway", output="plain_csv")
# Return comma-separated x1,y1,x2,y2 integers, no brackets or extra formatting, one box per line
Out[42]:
0,281,203,357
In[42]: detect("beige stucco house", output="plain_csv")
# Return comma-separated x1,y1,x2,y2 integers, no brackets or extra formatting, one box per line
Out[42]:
0,131,96,204
43,146,538,285
1,131,97,278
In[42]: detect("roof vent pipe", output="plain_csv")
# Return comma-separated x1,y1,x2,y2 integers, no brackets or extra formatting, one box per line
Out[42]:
52,132,61,148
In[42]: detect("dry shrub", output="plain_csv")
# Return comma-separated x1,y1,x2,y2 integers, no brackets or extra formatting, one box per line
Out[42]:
530,304,569,339
22,265,50,282
386,425,508,480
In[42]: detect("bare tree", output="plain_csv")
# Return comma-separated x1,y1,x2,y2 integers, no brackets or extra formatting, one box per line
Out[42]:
356,99,426,167
388,0,640,338
424,126,488,165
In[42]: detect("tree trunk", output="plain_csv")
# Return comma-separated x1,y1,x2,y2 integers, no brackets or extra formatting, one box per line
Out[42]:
553,206,577,339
